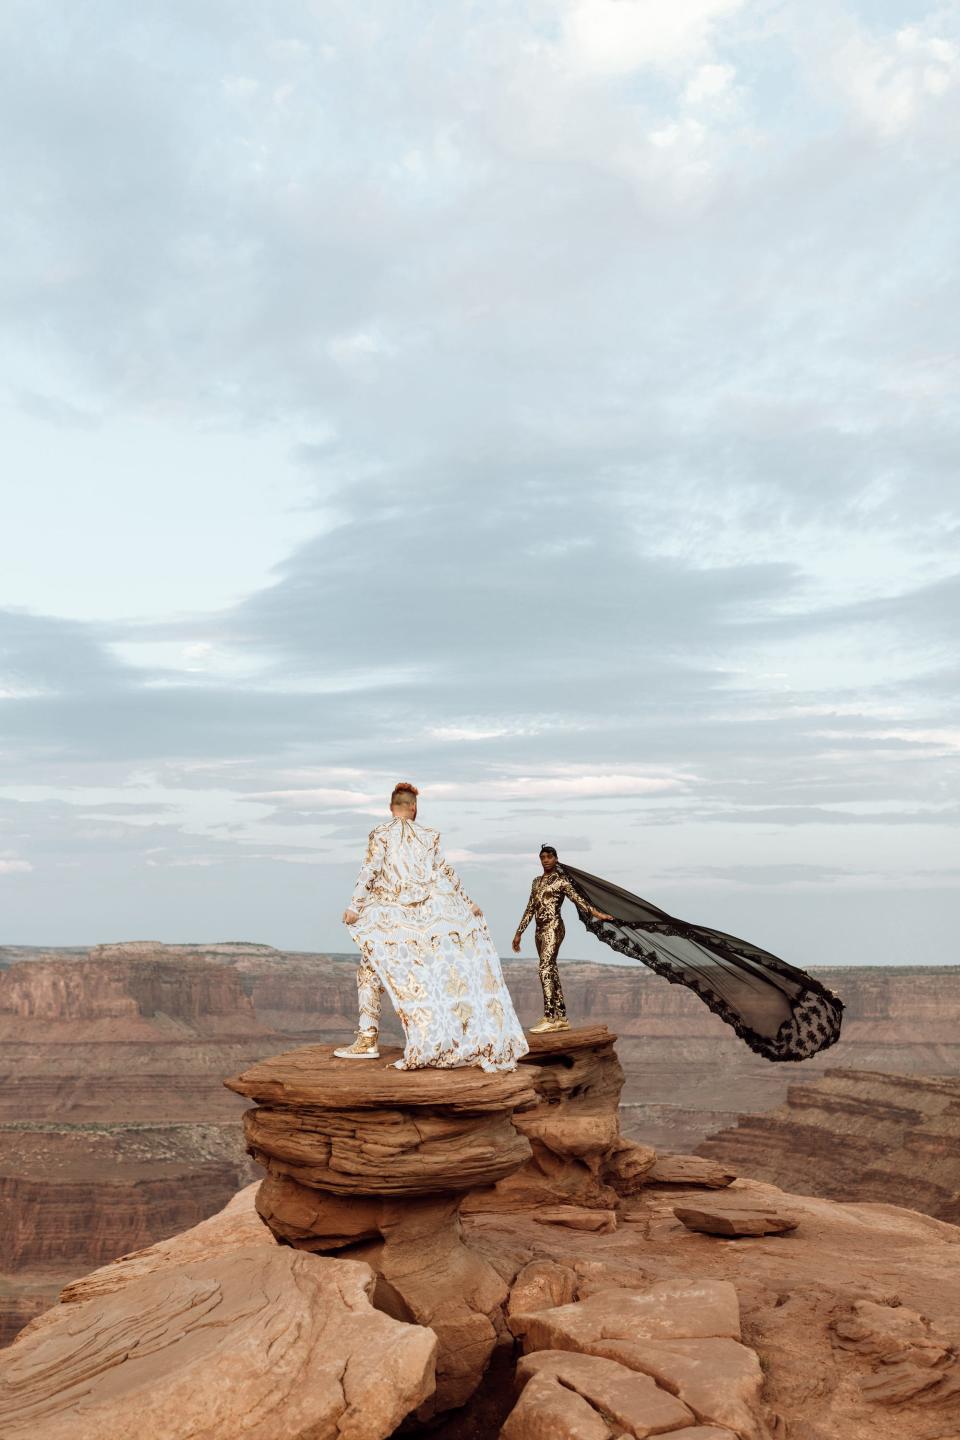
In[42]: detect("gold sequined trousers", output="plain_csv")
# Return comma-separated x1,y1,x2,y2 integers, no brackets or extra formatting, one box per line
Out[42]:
357,958,384,1033
534,917,567,1021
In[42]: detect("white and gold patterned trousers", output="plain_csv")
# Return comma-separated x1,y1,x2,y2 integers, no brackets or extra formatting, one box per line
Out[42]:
357,958,384,1034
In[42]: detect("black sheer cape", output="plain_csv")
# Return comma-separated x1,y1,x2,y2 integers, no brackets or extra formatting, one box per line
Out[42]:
560,863,843,1062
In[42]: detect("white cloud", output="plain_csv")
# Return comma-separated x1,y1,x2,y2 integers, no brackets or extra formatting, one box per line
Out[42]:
833,21,960,136
0,856,32,874
560,0,745,74
684,61,736,102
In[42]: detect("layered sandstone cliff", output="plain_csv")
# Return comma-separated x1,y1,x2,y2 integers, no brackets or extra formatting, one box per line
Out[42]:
5,945,960,1353
0,956,276,1345
698,1068,960,1224
4,1028,960,1440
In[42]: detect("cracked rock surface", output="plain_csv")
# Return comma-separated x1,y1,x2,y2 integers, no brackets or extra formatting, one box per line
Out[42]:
0,1246,436,1440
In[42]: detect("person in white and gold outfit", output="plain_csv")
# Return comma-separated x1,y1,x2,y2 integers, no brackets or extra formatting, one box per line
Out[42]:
337,782,529,1072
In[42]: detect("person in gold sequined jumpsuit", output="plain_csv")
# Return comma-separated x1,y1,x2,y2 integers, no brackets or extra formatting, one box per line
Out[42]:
512,846,613,1033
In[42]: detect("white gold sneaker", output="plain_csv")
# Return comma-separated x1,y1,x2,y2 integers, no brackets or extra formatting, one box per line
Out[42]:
333,1031,380,1059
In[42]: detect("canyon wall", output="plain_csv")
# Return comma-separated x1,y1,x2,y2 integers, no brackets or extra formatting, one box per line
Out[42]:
698,1068,960,1223
2,943,960,1348
0,954,273,1345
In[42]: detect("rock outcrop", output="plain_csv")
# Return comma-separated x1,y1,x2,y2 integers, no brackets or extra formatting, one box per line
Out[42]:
19,1181,275,1334
468,1171,960,1440
7,1022,960,1440
6,943,960,1354
0,955,279,1345
0,1246,436,1440
224,1026,645,1415
506,1278,772,1440
698,1068,960,1223
0,955,271,1038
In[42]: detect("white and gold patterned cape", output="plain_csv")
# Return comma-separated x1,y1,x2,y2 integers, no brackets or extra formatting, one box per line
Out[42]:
346,817,529,1072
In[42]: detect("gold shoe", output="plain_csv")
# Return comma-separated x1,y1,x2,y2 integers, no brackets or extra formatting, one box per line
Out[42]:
528,1016,571,1034
333,1030,380,1059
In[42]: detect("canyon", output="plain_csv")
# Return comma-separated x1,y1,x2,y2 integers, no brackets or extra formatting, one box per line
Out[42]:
4,1023,960,1440
2,943,959,1348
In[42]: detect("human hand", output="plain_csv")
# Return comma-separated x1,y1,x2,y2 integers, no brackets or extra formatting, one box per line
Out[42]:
511,935,521,953
471,902,483,917
596,911,614,922
343,909,359,926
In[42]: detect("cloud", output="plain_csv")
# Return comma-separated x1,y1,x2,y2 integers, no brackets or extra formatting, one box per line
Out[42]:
0,0,957,952
560,0,746,74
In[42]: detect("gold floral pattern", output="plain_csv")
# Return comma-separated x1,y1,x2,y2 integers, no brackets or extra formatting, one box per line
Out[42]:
347,816,528,1072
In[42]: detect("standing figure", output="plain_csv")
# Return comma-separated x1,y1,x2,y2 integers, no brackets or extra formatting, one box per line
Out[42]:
512,845,613,1033
337,781,529,1072
516,848,845,1063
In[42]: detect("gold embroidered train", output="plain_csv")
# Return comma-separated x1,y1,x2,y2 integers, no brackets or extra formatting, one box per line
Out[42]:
345,816,529,1072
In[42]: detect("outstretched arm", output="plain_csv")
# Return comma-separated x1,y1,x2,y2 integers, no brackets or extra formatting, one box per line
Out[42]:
512,882,537,952
343,829,385,923
433,834,482,915
559,873,613,923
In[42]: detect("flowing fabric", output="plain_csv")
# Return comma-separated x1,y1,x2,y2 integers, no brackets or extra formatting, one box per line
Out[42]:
347,817,529,1072
559,863,843,1062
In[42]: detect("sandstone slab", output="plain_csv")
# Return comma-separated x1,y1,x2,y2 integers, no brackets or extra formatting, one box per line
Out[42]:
521,1278,743,1353
602,1137,657,1195
661,1430,740,1439
831,1297,960,1407
647,1154,736,1188
507,1259,579,1334
582,1335,768,1440
225,1041,539,1113
500,1369,614,1439
0,1246,436,1440
19,1181,276,1339
673,1202,800,1237
252,1167,507,1414
244,1098,531,1195
533,1206,618,1233
515,1350,695,1437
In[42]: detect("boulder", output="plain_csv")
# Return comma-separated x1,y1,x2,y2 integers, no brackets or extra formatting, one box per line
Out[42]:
831,1297,960,1406
258,1171,507,1416
673,1202,800,1237
225,1027,633,1416
500,1368,616,1439
18,1181,276,1339
601,1137,657,1196
646,1154,736,1188
515,1277,772,1440
521,1278,743,1352
0,1247,436,1440
512,1350,696,1437
507,1259,579,1335
582,1336,768,1440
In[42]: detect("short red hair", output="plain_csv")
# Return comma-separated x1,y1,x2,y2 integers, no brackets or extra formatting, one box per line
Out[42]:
390,781,419,805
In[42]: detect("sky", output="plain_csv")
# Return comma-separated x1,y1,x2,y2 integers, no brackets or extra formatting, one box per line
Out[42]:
1,0,958,964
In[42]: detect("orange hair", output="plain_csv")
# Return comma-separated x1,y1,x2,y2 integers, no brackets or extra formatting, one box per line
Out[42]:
390,781,419,805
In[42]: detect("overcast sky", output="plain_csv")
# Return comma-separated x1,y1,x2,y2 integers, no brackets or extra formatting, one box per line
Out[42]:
1,0,958,964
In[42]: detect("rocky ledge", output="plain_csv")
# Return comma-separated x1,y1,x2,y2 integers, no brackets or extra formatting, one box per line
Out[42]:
223,1024,649,1415
3,1025,960,1440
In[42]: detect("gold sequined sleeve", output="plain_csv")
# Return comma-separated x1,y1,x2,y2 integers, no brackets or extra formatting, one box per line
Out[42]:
559,871,603,920
432,833,474,909
515,881,537,938
349,829,385,912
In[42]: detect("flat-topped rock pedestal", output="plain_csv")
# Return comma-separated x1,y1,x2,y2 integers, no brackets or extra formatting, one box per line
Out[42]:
224,1024,650,1414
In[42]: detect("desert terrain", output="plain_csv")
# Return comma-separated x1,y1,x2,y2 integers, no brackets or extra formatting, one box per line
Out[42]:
2,943,959,1346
